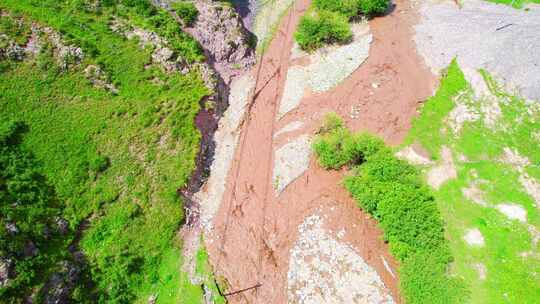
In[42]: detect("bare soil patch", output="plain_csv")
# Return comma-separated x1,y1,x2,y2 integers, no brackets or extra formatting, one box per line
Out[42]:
464,228,485,247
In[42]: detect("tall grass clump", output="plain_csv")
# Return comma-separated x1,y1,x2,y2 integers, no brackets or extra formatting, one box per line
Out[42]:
313,114,468,303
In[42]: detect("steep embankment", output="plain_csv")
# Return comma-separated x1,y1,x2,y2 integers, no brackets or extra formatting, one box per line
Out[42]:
196,0,437,302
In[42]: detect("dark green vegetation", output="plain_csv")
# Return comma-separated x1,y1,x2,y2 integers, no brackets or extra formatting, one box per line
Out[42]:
0,121,87,301
406,60,540,303
313,114,468,303
294,11,352,51
295,0,390,51
0,1,216,303
171,1,199,27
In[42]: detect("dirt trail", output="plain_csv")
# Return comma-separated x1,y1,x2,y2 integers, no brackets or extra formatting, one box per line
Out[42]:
205,0,436,303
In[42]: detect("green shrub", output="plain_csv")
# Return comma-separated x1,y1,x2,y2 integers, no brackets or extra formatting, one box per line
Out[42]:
313,114,467,303
313,0,361,18
313,114,387,169
171,2,199,27
359,0,390,16
294,11,352,51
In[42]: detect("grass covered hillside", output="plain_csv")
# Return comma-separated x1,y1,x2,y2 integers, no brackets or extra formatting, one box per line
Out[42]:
0,0,220,302
405,61,540,303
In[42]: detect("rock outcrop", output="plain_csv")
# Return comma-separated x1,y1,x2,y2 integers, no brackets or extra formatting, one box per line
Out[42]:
0,258,13,288
186,0,255,81
42,261,80,304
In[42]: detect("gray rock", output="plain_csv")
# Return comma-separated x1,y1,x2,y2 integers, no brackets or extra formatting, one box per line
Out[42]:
55,217,69,235
0,257,13,288
0,39,25,61
43,261,80,304
187,0,255,81
84,65,119,94
5,222,19,235
23,241,39,258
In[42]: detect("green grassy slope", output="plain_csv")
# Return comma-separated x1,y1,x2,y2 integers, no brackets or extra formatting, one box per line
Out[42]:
405,60,540,303
485,0,540,9
0,1,219,302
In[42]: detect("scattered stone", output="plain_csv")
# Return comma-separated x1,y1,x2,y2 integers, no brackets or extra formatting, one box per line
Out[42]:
462,182,488,207
42,27,84,70
5,222,19,235
395,144,433,165
23,241,39,258
2,40,25,61
273,134,311,194
112,19,189,73
55,217,69,235
498,147,540,210
278,23,372,118
495,203,527,223
519,174,540,210
308,23,372,93
464,228,485,247
274,120,304,138
501,147,530,167
480,95,502,129
84,65,119,94
427,146,457,189
24,26,42,55
0,258,13,288
447,92,480,134
473,263,487,280
186,0,255,79
287,214,394,304
527,225,540,247
42,261,80,304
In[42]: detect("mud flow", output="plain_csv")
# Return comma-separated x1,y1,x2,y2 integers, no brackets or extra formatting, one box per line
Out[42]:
203,0,436,302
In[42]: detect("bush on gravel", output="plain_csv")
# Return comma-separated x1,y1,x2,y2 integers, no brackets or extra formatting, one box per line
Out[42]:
313,114,468,303
172,1,199,27
294,10,352,51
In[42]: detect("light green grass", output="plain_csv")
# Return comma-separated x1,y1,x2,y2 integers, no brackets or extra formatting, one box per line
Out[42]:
405,60,540,303
485,0,540,8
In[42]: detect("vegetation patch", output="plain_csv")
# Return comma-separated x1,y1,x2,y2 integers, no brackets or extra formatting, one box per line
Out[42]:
295,0,389,51
313,113,468,303
405,60,540,303
0,1,218,302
